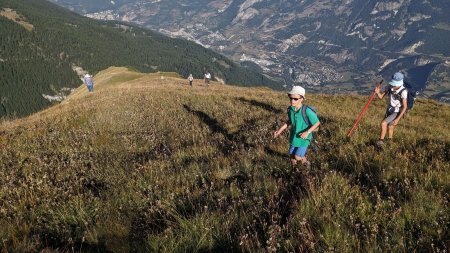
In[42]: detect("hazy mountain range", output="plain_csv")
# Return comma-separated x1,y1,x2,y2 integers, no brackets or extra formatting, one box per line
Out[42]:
49,0,450,101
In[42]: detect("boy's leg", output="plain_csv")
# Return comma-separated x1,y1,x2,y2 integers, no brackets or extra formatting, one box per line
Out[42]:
290,147,313,190
380,120,388,140
387,113,400,140
380,112,398,141
289,146,298,168
388,125,394,139
289,146,310,169
290,155,298,168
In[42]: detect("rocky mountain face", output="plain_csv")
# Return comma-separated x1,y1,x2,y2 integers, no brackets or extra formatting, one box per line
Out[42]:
50,0,450,101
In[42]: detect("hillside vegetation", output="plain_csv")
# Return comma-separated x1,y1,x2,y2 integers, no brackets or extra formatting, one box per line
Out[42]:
0,0,278,118
0,67,449,252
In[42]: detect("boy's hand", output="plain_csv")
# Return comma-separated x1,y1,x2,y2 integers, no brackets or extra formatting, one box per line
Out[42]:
300,132,309,139
374,86,380,94
273,131,280,138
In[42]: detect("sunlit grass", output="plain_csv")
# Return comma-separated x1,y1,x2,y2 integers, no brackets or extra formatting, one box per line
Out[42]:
0,67,449,252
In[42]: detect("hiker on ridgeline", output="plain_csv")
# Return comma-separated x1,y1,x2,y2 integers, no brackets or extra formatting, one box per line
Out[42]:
204,71,211,86
374,72,408,146
273,86,320,169
188,74,194,87
83,73,94,93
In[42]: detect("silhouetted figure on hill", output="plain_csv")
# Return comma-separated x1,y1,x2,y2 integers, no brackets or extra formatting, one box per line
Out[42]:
273,86,320,170
83,73,94,93
204,71,211,86
374,72,408,147
188,74,194,87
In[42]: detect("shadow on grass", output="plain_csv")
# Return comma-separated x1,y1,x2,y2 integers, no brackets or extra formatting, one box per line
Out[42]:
183,104,254,154
35,238,115,253
237,97,283,114
264,147,286,159
269,166,314,224
183,104,233,140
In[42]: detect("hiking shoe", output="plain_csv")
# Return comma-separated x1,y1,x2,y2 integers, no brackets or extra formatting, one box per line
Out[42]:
376,139,385,148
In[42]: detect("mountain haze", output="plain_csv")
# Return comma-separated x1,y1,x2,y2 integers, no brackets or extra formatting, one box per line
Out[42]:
1,67,449,252
50,0,450,101
0,0,278,118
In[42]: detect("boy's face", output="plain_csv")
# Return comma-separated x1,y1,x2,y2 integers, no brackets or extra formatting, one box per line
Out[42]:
288,95,303,106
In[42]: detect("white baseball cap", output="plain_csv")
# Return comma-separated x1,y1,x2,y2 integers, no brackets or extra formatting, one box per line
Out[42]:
287,86,306,98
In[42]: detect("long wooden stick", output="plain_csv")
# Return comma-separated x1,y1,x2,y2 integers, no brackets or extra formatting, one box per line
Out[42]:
347,80,383,137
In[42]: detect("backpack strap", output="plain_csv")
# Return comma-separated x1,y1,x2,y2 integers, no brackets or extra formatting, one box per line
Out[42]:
287,106,292,124
302,105,311,126
390,87,406,100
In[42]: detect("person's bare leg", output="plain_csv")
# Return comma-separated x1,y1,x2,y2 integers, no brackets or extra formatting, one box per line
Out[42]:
380,120,388,140
300,157,311,169
290,155,298,170
388,125,395,139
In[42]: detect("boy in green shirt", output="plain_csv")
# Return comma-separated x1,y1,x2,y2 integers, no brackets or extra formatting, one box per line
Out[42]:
274,86,320,169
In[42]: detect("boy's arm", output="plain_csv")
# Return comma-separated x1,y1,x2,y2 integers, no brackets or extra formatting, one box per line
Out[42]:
375,86,385,99
299,121,320,139
274,121,290,138
392,97,407,125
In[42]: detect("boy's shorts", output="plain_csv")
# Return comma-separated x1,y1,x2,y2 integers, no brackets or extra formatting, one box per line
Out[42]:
289,146,308,158
384,106,399,125
384,112,399,125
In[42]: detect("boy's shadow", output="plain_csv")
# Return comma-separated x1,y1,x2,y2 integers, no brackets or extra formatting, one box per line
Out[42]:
183,104,255,154
237,97,283,114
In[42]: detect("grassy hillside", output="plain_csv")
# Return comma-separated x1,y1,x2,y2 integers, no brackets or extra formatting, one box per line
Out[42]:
0,67,449,252
0,0,278,118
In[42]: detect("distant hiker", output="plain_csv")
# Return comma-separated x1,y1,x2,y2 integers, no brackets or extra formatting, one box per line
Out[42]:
188,74,194,87
204,71,211,85
83,73,94,93
374,72,408,146
273,86,320,169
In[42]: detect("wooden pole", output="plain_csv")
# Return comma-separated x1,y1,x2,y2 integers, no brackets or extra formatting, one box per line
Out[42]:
347,80,383,137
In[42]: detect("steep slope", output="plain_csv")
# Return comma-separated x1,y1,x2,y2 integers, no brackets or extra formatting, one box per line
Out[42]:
49,0,450,101
0,0,278,118
0,67,449,252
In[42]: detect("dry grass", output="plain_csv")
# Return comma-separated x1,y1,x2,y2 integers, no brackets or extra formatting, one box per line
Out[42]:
0,67,449,252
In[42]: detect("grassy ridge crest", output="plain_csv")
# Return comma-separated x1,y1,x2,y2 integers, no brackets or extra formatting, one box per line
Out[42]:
0,67,449,252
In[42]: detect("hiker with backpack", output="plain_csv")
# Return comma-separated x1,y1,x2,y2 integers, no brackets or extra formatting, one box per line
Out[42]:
204,71,211,86
188,74,194,87
273,86,320,169
374,72,408,146
83,73,94,93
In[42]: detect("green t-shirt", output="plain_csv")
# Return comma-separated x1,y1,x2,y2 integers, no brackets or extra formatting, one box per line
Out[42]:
288,105,319,147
